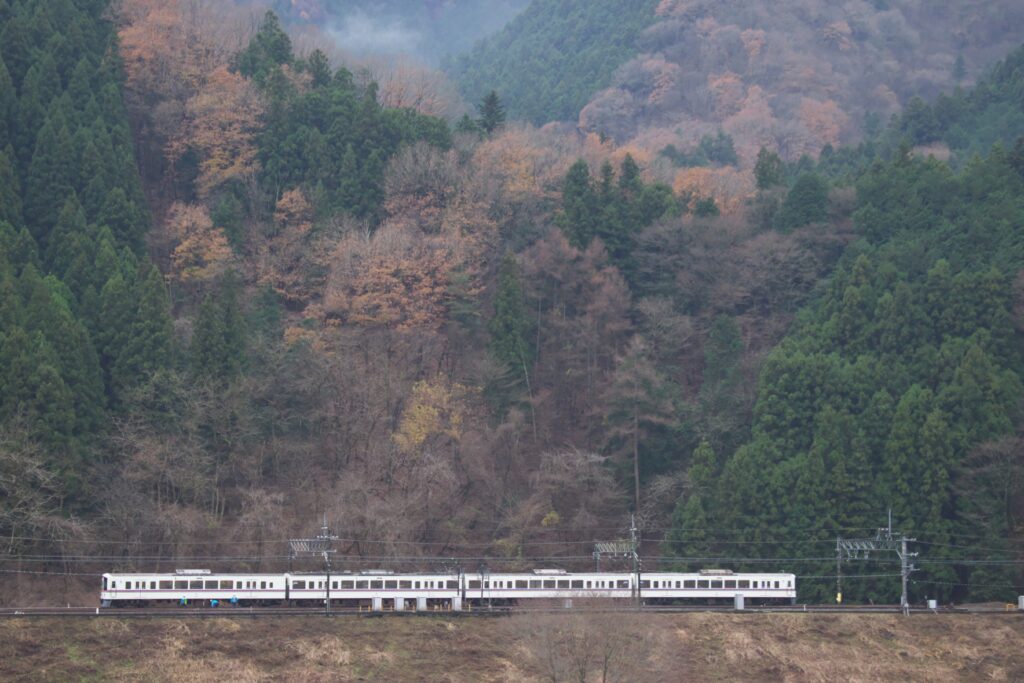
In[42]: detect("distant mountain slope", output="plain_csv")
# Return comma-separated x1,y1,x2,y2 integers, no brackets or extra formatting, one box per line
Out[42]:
446,0,660,124
578,0,1024,163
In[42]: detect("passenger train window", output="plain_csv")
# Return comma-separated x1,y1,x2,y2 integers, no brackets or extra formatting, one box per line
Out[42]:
698,580,709,588
356,581,368,589
557,580,569,589
160,581,172,590
341,581,353,589
385,581,397,589
725,580,736,589
205,581,217,589
774,581,779,589
571,580,583,589
190,581,203,589
447,581,458,589
469,581,481,589
516,580,528,589
400,581,412,589
174,580,187,590
617,580,629,589
530,580,541,589
787,581,792,588
738,580,749,589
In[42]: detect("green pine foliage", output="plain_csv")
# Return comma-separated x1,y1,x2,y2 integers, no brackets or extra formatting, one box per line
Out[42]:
556,155,676,287
701,145,1024,602
775,173,830,232
0,0,161,501
250,12,452,221
190,274,247,382
477,90,507,135
447,0,660,124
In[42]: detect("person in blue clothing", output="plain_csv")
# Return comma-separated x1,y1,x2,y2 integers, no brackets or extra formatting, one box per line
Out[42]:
230,595,239,606
180,596,188,607
210,599,219,608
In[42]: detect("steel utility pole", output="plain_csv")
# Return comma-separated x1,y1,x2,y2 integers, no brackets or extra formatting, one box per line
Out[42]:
631,514,641,608
289,515,338,616
592,514,642,607
836,510,917,614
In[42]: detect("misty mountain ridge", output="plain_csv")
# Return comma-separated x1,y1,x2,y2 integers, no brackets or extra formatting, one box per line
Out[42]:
265,0,530,63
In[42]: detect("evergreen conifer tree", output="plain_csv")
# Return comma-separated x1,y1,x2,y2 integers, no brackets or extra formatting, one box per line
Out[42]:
25,114,75,244
307,49,331,89
754,148,784,190
775,173,829,231
0,55,15,151
0,147,22,227
558,160,597,248
488,253,533,371
477,91,506,135
98,187,141,251
191,294,227,380
111,264,172,399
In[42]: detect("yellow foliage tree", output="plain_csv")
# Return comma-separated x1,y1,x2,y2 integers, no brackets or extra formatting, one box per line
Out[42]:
393,379,468,455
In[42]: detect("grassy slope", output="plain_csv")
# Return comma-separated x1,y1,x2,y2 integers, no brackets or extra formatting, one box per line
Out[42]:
2,614,1023,681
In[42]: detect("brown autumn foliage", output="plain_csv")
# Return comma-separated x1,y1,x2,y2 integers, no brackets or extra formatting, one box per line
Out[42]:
118,0,254,197
255,188,321,308
176,66,265,198
672,166,755,215
581,0,1024,173
166,202,233,282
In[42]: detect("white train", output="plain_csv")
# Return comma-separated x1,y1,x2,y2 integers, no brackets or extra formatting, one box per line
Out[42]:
100,568,796,610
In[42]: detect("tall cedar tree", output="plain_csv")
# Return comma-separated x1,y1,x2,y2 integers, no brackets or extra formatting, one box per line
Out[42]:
477,90,506,135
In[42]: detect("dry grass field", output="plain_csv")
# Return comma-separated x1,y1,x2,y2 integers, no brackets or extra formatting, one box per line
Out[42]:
1,612,1022,682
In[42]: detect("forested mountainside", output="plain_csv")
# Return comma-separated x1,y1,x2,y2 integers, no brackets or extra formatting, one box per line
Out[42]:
451,1,1024,165
1,0,1023,605
447,0,660,124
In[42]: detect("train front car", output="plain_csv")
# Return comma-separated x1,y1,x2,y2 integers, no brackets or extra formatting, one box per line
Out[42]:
100,570,288,607
637,570,797,606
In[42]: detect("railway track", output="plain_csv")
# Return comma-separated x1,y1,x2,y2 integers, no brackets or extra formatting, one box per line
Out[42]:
1,605,1020,618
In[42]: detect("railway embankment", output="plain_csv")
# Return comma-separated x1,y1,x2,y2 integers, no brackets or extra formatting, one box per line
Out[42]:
2,612,1022,681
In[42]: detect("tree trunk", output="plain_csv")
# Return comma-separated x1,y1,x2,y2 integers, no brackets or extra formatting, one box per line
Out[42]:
633,405,640,512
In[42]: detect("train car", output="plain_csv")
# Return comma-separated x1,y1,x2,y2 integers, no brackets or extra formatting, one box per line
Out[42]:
287,571,461,611
100,570,288,607
100,568,796,610
459,569,796,607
